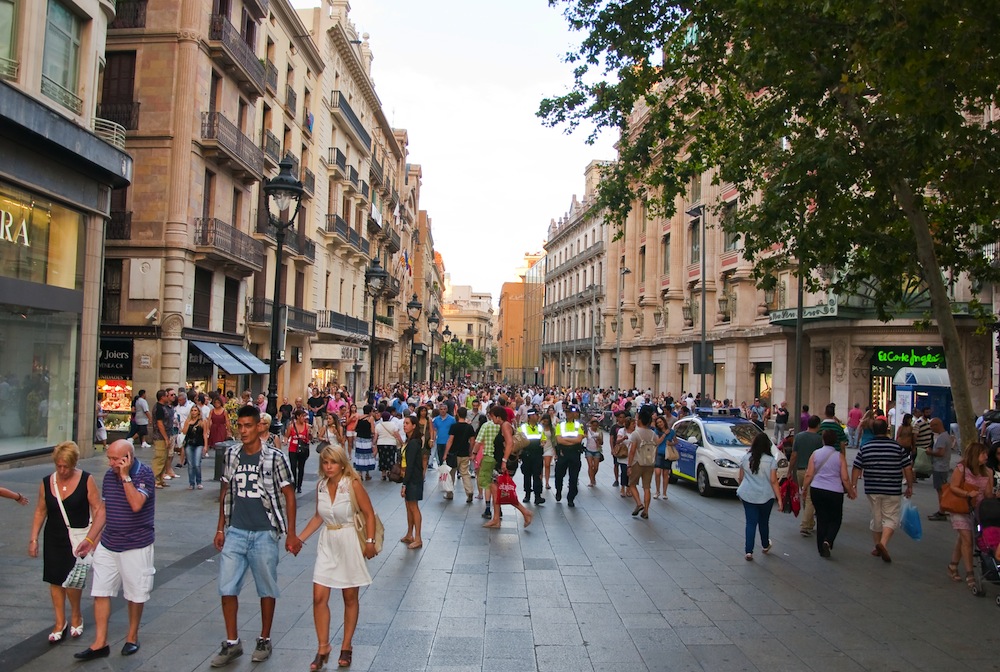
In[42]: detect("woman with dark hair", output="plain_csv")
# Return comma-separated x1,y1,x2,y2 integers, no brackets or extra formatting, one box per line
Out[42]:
352,405,377,480
802,429,857,558
736,434,783,560
285,409,312,493
375,411,404,481
483,405,533,529
896,413,915,460
400,415,425,549
415,404,432,472
946,442,994,588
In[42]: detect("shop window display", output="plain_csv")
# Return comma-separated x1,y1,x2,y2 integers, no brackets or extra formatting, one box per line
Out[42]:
98,379,133,432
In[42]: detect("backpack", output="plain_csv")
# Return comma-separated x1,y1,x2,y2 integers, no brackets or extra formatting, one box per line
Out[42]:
635,429,657,467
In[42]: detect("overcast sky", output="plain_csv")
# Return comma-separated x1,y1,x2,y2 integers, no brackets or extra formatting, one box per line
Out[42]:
295,0,617,303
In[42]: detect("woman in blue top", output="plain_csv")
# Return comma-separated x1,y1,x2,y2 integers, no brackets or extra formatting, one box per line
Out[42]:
736,434,783,560
802,430,857,558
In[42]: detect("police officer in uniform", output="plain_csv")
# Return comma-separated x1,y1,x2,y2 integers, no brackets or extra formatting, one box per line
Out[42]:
554,405,585,507
519,410,545,505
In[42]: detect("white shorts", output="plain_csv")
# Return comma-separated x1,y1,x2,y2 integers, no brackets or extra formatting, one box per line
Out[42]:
91,543,155,603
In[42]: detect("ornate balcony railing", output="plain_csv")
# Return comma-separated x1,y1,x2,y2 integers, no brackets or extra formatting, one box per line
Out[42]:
96,101,140,130
328,147,347,173
194,217,264,271
208,14,265,96
361,181,369,199
325,214,350,241
302,168,315,196
265,60,278,93
263,130,281,165
370,158,383,186
110,0,147,29
248,298,317,333
285,85,297,115
317,310,368,336
106,211,132,240
201,111,264,179
329,90,371,150
349,166,359,187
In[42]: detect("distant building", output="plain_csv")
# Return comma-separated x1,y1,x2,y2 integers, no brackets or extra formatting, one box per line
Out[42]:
441,280,494,382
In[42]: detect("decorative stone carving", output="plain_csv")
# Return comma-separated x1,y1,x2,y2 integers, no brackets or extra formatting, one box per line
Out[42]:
833,339,847,383
968,339,988,387
161,313,184,338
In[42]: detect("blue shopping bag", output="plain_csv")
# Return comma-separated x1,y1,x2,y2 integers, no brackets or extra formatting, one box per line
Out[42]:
901,498,922,541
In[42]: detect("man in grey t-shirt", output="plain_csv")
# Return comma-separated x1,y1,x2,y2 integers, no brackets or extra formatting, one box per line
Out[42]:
790,415,824,536
926,418,953,521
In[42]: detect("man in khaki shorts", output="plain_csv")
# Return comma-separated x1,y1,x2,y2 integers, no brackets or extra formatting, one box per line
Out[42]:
850,418,915,563
627,407,657,519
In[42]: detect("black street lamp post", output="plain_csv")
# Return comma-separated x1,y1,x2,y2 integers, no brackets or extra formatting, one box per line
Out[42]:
365,258,388,403
261,158,303,432
406,293,423,392
442,325,452,382
427,308,440,384
451,333,461,381
686,204,708,402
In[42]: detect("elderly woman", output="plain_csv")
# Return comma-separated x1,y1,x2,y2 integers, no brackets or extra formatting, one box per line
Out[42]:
28,442,102,642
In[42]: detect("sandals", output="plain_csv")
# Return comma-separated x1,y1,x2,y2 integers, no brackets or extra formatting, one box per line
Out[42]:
948,563,962,582
631,504,644,516
338,649,352,667
70,621,84,638
48,624,68,643
407,541,423,549
400,536,413,544
966,575,977,591
310,644,332,671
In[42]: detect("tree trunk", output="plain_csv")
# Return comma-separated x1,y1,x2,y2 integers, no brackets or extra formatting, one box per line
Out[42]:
890,179,977,452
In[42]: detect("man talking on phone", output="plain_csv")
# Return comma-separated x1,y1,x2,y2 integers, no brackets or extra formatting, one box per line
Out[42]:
73,439,156,660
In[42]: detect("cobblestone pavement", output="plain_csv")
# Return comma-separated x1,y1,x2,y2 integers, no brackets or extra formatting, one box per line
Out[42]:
1,448,998,671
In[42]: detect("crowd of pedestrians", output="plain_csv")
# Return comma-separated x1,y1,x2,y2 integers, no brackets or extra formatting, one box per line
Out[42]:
10,379,1000,667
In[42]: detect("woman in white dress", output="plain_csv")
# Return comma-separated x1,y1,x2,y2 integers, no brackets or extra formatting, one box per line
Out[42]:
299,444,378,670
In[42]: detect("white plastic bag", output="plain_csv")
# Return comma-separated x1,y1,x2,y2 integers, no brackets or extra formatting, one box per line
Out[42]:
437,464,454,493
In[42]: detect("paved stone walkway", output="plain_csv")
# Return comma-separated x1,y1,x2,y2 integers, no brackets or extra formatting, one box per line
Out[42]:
1,449,998,671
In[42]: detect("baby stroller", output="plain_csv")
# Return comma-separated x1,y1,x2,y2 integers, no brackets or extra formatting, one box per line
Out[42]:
972,497,1000,605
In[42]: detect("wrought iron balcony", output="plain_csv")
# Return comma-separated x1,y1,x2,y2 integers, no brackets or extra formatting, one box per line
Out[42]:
327,147,347,178
367,213,381,236
110,0,147,29
194,217,265,274
385,276,401,299
248,298,317,333
263,130,281,167
329,90,371,151
361,181,369,200
201,111,264,181
265,60,278,94
106,211,132,240
208,14,265,98
96,101,140,130
360,236,370,256
349,166,359,188
302,168,315,197
284,152,299,177
348,228,361,249
324,214,351,244
243,0,269,21
317,310,368,336
386,227,401,253
285,85,297,116
370,158,383,187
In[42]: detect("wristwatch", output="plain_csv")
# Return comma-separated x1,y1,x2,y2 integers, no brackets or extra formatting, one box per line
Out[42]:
123,476,132,483
365,538,375,544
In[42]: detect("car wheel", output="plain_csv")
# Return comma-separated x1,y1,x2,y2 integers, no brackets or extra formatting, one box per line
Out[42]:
697,465,713,497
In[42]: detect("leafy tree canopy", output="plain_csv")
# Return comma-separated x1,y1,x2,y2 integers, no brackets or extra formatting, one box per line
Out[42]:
539,0,1000,437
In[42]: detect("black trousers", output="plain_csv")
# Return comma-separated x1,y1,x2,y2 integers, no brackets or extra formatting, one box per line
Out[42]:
290,448,310,491
521,450,543,498
554,452,581,503
811,487,845,552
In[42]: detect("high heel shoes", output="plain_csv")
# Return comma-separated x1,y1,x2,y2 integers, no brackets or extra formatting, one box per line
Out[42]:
70,621,84,638
310,643,331,671
48,624,68,644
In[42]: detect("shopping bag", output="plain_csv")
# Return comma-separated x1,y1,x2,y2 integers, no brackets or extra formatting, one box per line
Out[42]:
438,464,454,493
779,477,800,517
497,472,518,506
901,498,922,541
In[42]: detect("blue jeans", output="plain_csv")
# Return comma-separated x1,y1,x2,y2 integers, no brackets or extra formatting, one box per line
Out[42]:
218,527,281,598
185,444,203,486
741,499,775,554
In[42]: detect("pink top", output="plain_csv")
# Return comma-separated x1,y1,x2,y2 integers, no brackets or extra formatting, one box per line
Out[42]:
847,407,864,428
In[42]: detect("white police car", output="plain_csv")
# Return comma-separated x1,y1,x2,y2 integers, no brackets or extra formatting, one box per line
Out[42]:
669,409,789,496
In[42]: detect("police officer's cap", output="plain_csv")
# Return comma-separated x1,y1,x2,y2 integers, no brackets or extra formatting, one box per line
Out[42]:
568,405,580,413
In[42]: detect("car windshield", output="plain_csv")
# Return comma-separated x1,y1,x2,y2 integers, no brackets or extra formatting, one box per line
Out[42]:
703,420,761,448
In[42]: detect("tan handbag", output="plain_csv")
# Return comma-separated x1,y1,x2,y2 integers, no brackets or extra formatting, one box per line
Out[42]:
346,478,384,555
940,467,971,515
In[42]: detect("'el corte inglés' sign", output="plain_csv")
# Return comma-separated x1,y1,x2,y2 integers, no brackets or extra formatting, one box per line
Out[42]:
871,346,946,376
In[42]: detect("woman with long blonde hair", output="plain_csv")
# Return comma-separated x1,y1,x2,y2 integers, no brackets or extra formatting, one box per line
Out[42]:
298,444,377,670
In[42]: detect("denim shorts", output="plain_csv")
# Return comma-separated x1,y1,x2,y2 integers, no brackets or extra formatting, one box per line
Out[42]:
218,527,281,598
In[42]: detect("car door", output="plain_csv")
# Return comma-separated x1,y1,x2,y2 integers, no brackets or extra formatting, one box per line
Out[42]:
672,420,699,481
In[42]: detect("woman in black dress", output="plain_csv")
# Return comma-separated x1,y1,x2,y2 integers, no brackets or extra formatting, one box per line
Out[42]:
400,415,424,549
28,441,101,643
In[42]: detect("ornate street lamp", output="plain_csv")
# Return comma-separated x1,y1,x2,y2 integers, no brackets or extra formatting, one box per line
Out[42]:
406,293,423,391
261,158,303,430
426,307,440,384
442,324,452,382
364,258,388,402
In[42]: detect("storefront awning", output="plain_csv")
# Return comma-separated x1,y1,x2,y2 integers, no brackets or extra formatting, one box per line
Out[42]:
893,367,951,387
221,344,269,375
190,341,251,375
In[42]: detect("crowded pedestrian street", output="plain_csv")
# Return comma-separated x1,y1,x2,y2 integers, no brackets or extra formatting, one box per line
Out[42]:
1,444,996,672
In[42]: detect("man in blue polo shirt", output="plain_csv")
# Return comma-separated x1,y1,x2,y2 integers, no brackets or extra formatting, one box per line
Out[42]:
74,439,155,660
431,403,456,481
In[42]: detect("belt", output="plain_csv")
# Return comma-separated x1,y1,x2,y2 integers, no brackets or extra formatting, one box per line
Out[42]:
325,523,348,530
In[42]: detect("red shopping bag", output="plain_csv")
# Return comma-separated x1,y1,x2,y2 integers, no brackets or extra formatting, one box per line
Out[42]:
497,472,518,506
779,477,801,517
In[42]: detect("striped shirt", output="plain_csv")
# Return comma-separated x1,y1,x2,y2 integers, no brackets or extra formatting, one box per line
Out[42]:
852,436,912,495
222,443,293,534
101,459,155,552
